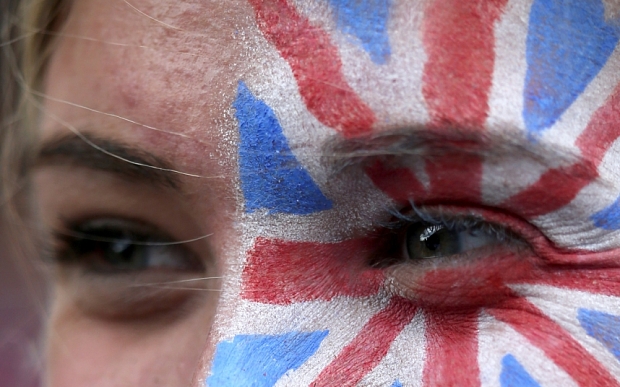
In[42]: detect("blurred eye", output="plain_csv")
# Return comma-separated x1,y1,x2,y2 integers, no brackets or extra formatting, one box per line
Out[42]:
405,221,500,260
57,218,204,273
51,218,212,319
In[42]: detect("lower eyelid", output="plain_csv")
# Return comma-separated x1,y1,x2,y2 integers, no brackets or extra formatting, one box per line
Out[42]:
385,244,536,310
57,267,217,320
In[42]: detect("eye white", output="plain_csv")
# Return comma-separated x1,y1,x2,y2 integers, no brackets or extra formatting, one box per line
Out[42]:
405,222,500,260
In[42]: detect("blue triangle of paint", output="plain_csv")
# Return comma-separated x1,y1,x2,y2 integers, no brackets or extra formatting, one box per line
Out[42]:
591,195,620,230
524,0,620,135
207,331,328,387
326,0,392,64
234,81,333,215
578,308,620,361
500,354,541,387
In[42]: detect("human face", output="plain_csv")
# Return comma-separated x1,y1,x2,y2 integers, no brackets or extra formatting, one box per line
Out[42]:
36,0,620,385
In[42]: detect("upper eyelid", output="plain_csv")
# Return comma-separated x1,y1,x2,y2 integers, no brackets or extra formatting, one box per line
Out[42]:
54,227,213,247
385,204,530,245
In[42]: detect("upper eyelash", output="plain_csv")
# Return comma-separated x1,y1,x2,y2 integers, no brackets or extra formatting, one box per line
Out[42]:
380,200,518,243
53,227,212,246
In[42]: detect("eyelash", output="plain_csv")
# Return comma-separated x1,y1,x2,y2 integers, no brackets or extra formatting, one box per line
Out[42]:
48,203,526,280
369,204,525,267
50,218,205,274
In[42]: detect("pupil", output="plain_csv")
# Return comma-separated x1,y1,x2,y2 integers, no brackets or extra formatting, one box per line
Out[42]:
109,240,138,264
423,232,442,251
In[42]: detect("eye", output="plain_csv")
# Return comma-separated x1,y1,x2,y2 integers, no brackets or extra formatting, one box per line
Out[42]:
382,209,533,309
405,221,500,260
50,218,213,319
56,218,204,273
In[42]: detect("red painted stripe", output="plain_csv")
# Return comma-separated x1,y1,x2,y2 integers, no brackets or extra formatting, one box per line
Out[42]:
247,0,375,137
311,297,418,387
502,83,620,218
241,237,384,304
423,311,480,387
425,153,483,204
489,297,620,386
422,0,508,129
365,160,426,204
500,162,597,218
576,83,620,166
365,153,482,206
520,268,620,297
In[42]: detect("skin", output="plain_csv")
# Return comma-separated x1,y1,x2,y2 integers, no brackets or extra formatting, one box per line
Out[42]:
35,0,620,386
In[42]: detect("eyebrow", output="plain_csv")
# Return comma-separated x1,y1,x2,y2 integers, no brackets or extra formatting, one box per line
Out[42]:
323,128,578,171
36,134,181,189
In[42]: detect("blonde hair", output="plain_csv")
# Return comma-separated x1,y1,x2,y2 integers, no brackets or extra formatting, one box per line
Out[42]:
1,0,71,253
0,0,72,382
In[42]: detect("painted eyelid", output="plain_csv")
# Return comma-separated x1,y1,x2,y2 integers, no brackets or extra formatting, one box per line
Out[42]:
380,207,543,309
393,205,530,243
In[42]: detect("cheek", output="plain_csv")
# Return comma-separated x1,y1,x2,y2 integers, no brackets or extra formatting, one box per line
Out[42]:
46,290,215,387
201,229,620,387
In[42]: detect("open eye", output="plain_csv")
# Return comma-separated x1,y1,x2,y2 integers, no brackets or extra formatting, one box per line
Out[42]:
382,209,533,309
57,218,205,273
405,221,501,260
50,218,213,319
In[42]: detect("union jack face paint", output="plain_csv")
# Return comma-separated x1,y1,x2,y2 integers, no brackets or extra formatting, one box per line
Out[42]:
201,0,620,386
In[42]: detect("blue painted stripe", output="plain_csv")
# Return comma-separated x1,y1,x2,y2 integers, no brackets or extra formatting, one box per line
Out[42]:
326,0,392,64
523,0,619,136
234,81,333,215
207,330,329,387
578,308,620,361
500,354,540,387
591,195,620,230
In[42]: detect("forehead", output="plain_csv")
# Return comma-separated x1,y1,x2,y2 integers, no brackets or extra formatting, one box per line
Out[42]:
45,0,620,209
47,0,620,136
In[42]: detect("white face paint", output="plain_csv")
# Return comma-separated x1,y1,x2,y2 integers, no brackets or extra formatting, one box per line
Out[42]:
35,0,620,386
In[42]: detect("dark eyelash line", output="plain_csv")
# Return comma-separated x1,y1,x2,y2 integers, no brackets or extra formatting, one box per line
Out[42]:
53,228,213,246
379,199,520,243
47,217,209,274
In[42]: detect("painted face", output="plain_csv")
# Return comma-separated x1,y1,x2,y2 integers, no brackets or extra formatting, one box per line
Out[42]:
36,0,620,386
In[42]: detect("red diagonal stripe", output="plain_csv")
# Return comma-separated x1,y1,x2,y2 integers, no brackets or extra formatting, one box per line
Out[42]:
241,237,384,305
500,162,597,218
519,268,620,297
311,296,418,387
422,0,508,129
489,296,620,386
576,83,620,167
248,0,375,137
423,310,480,387
502,83,620,218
